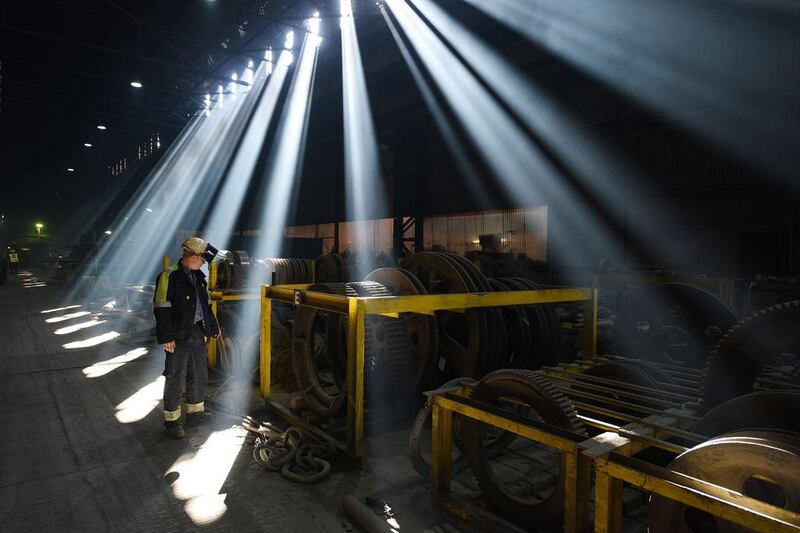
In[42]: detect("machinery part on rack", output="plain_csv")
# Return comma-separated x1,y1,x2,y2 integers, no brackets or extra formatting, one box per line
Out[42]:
459,369,586,530
211,251,233,289
471,252,523,279
364,267,440,391
363,315,416,409
755,355,800,392
514,278,561,362
258,258,315,285
652,324,697,366
612,282,740,368
578,361,667,410
272,347,298,392
345,281,416,409
400,252,488,380
582,361,663,389
323,281,406,388
701,300,800,408
613,358,676,386
211,250,252,289
489,278,535,369
504,277,562,367
217,309,247,374
271,319,292,354
292,285,353,416
692,391,800,437
408,377,477,479
499,277,551,368
647,430,800,532
253,426,335,483
445,253,508,373
292,282,415,415
217,332,240,372
216,302,262,376
315,254,345,283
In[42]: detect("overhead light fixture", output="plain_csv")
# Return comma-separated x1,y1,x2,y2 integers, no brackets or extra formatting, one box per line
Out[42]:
130,80,143,88
67,168,75,172
97,125,107,130
104,230,112,235
84,143,93,147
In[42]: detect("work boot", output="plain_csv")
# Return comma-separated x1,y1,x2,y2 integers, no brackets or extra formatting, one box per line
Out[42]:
186,410,214,427
165,422,185,439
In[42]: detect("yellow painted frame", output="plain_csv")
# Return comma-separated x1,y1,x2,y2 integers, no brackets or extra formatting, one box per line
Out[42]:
594,454,800,533
424,373,800,533
259,285,598,458
430,392,593,533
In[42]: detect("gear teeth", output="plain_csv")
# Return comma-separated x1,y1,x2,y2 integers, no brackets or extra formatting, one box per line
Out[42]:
457,369,586,529
701,300,800,408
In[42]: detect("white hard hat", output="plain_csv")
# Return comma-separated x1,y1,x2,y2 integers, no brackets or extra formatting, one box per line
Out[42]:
181,237,207,255
181,236,219,262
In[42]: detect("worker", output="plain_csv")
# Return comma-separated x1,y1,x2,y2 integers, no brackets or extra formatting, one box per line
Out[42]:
8,249,19,274
153,237,220,439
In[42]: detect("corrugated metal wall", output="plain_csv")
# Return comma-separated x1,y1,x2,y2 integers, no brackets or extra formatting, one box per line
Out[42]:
424,207,548,260
285,219,394,255
284,206,548,260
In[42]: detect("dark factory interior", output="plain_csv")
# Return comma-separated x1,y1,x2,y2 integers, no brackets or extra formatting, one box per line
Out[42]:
1,1,799,532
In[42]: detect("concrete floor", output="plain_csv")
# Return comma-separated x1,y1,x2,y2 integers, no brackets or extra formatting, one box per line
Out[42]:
0,269,471,532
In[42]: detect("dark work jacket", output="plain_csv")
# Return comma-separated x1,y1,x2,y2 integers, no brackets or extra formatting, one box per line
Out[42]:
153,260,219,344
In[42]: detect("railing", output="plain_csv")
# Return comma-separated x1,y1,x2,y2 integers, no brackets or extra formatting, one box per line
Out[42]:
260,285,598,457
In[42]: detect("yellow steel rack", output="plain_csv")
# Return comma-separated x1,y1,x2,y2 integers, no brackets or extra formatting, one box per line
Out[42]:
259,285,599,458
426,367,800,533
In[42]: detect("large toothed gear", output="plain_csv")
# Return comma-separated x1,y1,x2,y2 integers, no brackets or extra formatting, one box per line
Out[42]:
648,430,800,533
701,300,800,409
291,281,415,416
458,369,586,530
692,391,800,437
612,282,740,368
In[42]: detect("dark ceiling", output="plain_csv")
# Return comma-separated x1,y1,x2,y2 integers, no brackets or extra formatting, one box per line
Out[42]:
0,0,319,235
1,0,798,245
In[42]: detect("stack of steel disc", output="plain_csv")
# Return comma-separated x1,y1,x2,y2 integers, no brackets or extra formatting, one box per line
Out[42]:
648,430,800,532
314,254,345,283
491,277,562,368
256,258,314,285
211,250,251,289
399,251,506,380
364,267,440,392
612,282,740,368
291,281,415,416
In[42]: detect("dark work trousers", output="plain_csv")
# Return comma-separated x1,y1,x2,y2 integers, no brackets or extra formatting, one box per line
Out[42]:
162,322,208,423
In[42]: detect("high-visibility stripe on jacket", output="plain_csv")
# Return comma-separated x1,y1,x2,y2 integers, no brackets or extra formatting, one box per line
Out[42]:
154,264,177,308
152,260,219,345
